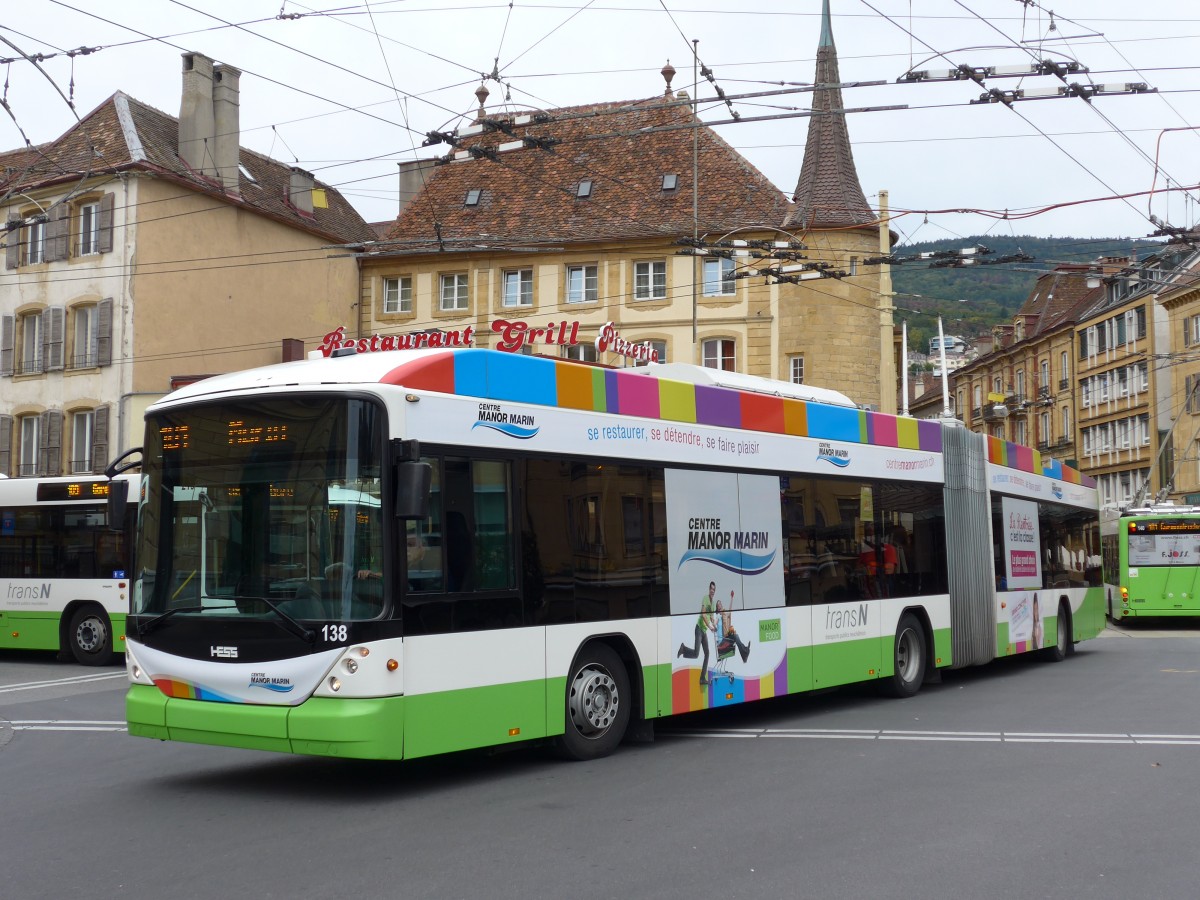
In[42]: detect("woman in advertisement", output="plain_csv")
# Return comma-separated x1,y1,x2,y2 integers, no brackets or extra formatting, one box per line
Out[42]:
1031,593,1043,649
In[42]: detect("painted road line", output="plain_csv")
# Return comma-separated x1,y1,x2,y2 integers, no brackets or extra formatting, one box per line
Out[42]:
668,727,1200,746
4,719,127,733
0,672,126,694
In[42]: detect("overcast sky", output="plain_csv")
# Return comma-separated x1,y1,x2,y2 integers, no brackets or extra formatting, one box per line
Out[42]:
4,0,1198,245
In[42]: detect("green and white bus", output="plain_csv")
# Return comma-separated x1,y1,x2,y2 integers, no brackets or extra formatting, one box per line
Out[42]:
1103,504,1200,619
118,348,1103,761
0,473,137,665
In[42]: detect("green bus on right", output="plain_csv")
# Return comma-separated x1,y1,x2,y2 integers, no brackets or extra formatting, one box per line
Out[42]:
1103,505,1200,619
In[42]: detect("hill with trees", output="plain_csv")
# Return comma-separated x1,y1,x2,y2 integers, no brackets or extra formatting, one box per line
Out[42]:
888,234,1161,355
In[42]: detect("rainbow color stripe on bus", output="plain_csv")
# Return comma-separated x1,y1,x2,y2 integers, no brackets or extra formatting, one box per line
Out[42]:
381,349,1093,486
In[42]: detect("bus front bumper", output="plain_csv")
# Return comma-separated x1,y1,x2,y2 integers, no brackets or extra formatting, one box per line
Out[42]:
126,683,405,760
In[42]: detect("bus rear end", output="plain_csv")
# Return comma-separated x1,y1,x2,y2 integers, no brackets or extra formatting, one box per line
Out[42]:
1118,511,1200,617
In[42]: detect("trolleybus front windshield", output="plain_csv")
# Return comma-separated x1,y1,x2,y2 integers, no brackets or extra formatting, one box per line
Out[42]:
135,396,386,623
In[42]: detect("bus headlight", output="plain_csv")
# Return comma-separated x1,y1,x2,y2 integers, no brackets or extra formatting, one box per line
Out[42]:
329,676,342,692
344,658,359,675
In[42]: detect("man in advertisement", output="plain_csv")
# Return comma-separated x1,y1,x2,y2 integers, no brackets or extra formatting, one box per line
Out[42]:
678,580,717,685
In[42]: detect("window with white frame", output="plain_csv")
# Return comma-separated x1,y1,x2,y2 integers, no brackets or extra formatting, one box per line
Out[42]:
1016,369,1025,399
1014,419,1027,445
633,261,666,300
1040,412,1050,444
71,305,97,369
26,218,46,265
992,376,1002,394
18,311,42,375
1139,362,1148,391
561,344,598,363
502,269,533,308
790,355,804,385
566,265,598,304
1061,406,1070,439
702,338,736,372
71,409,94,474
1082,380,1091,407
1191,316,1200,347
702,257,735,296
18,414,39,476
78,202,100,256
439,273,469,311
1060,351,1068,381
1117,418,1130,449
1118,366,1129,396
1139,414,1150,445
1040,359,1049,389
383,276,412,314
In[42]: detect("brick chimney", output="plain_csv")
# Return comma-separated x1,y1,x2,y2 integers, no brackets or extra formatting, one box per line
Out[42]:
397,159,436,217
179,52,216,176
289,167,315,215
212,63,241,193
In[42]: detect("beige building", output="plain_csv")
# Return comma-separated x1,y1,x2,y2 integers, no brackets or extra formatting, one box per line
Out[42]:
1073,251,1182,510
353,7,894,410
0,53,373,476
948,264,1105,467
1143,246,1200,502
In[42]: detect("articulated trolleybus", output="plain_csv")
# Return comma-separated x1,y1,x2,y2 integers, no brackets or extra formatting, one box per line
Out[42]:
0,473,137,665
1104,504,1200,619
118,348,1102,761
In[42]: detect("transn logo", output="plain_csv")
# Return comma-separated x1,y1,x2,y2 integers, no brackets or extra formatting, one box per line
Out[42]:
210,645,238,659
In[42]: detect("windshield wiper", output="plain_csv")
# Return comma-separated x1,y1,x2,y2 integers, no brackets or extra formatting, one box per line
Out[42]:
135,605,211,638
231,595,317,644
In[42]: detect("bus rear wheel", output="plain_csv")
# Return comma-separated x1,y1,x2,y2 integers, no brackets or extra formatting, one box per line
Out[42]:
1041,601,1071,662
881,613,926,698
68,606,114,666
554,644,630,761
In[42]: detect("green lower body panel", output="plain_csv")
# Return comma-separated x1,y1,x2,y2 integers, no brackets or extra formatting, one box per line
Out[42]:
0,611,60,651
813,634,881,689
404,678,546,759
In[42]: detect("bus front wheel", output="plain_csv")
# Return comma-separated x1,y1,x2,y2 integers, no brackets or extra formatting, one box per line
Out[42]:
68,606,114,666
881,613,926,698
554,644,630,761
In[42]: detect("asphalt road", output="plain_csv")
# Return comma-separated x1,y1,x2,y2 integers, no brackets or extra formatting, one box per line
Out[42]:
2,623,1200,900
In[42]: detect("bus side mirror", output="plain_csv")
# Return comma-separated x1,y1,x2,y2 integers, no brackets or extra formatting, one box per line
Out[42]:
107,479,130,532
395,461,432,520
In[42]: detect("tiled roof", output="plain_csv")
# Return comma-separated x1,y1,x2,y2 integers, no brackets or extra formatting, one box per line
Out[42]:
385,98,793,247
0,92,374,244
1019,266,1102,336
785,15,876,232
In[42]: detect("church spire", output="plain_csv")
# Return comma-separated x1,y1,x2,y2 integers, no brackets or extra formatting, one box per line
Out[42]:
785,0,876,231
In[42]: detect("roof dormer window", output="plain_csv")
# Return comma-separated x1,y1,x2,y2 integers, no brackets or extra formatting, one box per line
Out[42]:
661,173,678,192
464,189,482,206
576,180,593,199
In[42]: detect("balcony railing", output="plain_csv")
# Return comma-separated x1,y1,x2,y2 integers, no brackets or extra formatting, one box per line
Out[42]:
15,357,43,376
1059,378,1069,391
68,353,98,370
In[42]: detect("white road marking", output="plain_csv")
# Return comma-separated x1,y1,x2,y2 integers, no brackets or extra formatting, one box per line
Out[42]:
4,719,126,733
669,727,1200,746
0,672,126,694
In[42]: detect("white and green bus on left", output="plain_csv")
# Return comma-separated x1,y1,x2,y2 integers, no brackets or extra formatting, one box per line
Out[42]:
0,473,137,665
115,347,1103,761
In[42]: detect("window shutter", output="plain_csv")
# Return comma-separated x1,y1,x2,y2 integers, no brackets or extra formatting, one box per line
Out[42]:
97,193,115,254
0,415,11,476
90,405,109,473
39,409,63,477
44,306,65,371
1186,316,1192,349
47,203,70,261
0,314,12,376
5,216,19,269
97,297,114,366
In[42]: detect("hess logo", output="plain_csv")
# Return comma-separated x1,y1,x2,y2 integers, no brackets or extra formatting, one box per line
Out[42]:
210,645,239,659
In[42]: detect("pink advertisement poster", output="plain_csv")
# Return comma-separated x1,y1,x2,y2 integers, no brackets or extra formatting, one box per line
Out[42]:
1002,496,1042,591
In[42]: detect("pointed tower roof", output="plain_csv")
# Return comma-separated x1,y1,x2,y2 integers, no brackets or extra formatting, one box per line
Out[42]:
785,0,876,231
